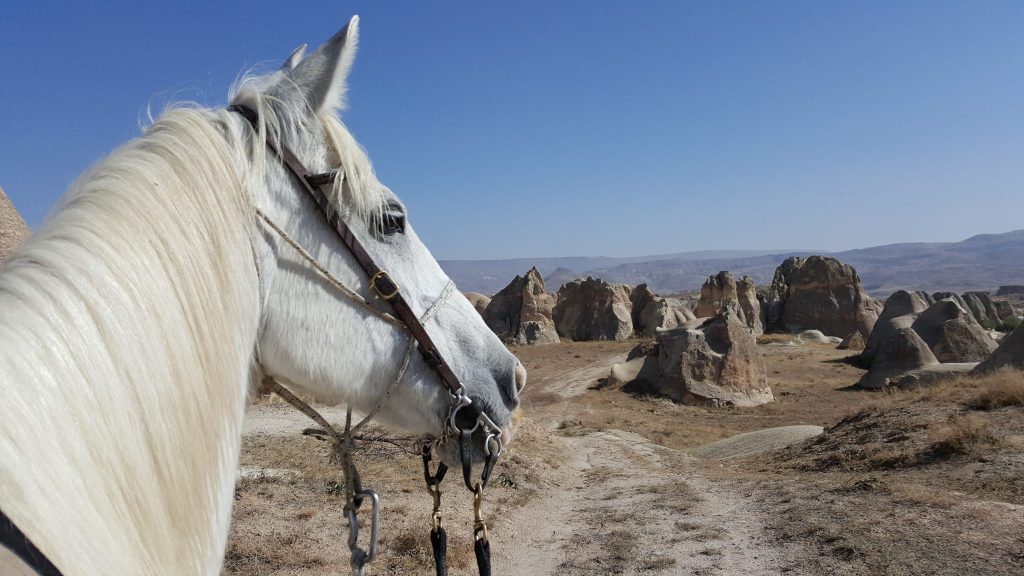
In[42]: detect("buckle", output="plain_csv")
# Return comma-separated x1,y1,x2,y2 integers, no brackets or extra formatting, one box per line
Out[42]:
371,271,400,300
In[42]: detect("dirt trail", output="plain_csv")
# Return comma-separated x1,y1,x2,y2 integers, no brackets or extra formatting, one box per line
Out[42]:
495,350,802,575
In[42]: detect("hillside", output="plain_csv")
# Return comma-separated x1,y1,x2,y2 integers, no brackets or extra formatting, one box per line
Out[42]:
441,229,1024,296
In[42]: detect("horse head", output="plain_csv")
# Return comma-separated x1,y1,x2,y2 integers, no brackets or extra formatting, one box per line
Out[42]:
234,17,525,467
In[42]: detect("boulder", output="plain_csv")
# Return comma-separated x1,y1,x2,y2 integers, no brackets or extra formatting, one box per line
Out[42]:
974,323,1024,373
0,185,29,261
631,283,696,337
838,331,866,351
655,312,773,407
858,327,939,389
910,299,996,362
482,267,559,345
553,277,633,341
764,256,878,338
860,290,934,365
695,271,763,335
464,292,491,317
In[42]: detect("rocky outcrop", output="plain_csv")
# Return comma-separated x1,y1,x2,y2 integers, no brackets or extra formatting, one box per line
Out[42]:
0,186,29,261
797,330,841,344
553,277,633,341
630,284,695,337
695,271,762,335
962,292,1001,325
482,268,559,345
858,327,939,389
838,331,865,351
974,323,1024,373
995,301,1015,322
464,292,491,317
996,285,1024,296
764,256,878,338
606,312,772,406
860,290,934,365
657,312,772,406
910,299,996,362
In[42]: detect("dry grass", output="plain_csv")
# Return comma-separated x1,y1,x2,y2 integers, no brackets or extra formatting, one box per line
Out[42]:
929,413,997,456
756,333,798,345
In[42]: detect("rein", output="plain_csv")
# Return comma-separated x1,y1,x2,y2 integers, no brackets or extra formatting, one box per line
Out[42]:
230,104,500,575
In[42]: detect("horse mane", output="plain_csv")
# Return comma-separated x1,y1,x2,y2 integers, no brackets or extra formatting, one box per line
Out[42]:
0,105,262,573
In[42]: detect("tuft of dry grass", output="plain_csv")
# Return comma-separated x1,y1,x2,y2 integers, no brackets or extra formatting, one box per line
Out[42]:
929,413,996,456
964,370,1024,410
756,333,797,345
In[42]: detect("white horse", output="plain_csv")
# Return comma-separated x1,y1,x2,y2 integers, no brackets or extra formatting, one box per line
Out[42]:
0,16,524,575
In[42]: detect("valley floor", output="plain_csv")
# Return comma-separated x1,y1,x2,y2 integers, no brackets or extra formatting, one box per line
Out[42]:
226,340,1024,575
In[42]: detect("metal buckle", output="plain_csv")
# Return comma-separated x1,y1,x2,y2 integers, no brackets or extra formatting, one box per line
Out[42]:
346,489,380,565
370,270,400,300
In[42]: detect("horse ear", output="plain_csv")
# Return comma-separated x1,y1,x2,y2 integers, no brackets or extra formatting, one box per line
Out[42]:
286,16,359,115
282,44,308,71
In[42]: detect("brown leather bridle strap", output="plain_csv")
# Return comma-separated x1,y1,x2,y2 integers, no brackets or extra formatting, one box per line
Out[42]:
230,105,465,399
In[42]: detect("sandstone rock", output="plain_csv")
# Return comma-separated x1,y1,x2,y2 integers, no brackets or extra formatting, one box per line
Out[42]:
797,330,842,344
838,331,865,351
910,299,996,362
764,256,877,338
464,292,491,317
974,323,1024,373
860,290,934,365
0,186,29,261
858,327,939,389
553,277,633,341
962,292,1001,325
655,312,773,407
889,363,977,389
994,300,1015,322
482,267,559,345
630,283,696,337
695,271,762,335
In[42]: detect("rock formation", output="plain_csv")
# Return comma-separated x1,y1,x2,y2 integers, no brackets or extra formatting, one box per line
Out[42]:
996,285,1024,296
910,299,996,362
764,256,878,338
0,185,29,261
656,312,772,406
860,290,934,365
482,267,559,345
695,271,762,335
553,277,633,341
464,292,491,317
974,323,1024,373
962,292,1001,325
630,284,695,337
838,331,865,351
994,301,1015,322
858,327,939,389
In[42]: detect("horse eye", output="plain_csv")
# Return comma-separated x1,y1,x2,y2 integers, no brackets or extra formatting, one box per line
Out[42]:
380,212,405,236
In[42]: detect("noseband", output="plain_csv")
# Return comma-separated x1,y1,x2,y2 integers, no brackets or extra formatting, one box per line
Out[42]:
230,105,502,575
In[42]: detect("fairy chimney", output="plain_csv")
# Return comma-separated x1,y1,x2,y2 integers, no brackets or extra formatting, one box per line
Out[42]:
0,186,29,260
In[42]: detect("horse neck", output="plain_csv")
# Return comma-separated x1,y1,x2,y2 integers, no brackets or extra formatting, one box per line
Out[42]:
0,109,261,575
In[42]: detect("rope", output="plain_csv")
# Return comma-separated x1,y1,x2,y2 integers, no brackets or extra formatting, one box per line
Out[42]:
255,208,405,328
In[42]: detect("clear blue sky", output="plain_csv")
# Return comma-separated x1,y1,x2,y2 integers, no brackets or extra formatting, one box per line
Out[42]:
2,1,1022,259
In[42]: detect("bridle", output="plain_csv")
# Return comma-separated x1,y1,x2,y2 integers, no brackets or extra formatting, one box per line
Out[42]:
0,105,506,576
230,104,503,575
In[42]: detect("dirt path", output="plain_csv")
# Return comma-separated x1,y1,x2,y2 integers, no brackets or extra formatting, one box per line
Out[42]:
493,344,802,575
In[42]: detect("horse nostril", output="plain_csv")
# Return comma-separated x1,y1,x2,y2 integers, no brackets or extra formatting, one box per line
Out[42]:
514,362,527,395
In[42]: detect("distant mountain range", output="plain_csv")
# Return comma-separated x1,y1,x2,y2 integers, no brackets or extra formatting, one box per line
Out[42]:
440,229,1024,297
